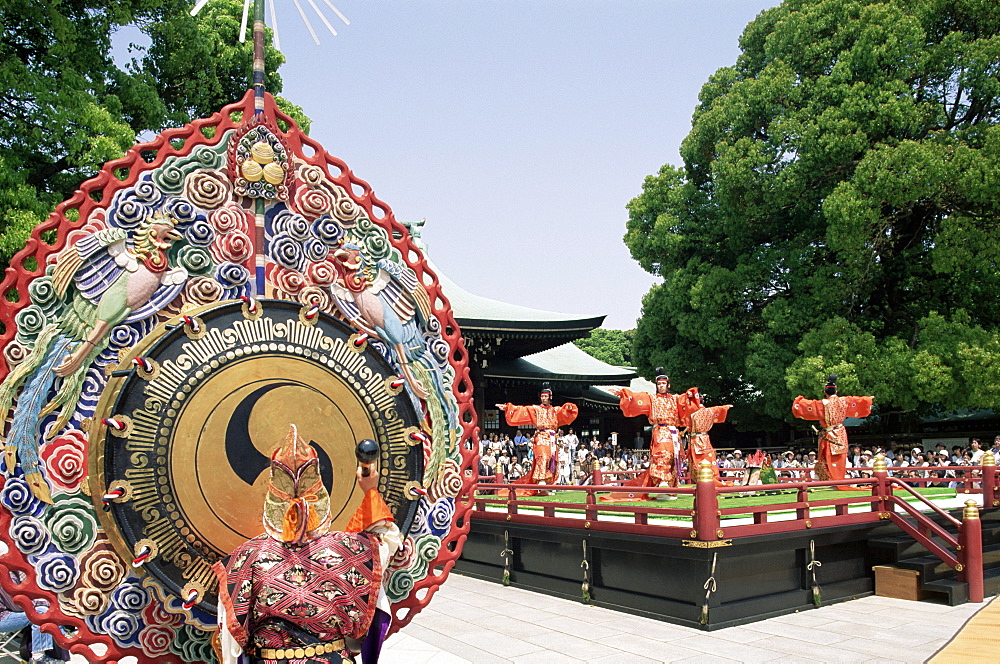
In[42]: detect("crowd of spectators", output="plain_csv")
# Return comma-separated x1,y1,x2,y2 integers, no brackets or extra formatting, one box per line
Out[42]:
477,429,650,484
478,431,1000,488
769,436,1000,487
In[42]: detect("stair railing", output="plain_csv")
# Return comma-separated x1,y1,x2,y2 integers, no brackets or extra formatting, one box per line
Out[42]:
873,453,984,602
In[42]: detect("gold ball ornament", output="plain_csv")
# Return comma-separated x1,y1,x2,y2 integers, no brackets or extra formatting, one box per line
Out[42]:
262,162,285,185
241,159,264,182
251,141,275,163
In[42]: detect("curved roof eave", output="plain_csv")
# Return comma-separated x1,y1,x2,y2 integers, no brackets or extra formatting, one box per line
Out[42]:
432,264,605,332
458,316,607,334
483,343,637,384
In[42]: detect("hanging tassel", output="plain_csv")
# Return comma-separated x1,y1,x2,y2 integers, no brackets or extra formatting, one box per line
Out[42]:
282,497,309,543
500,530,512,586
807,539,823,607
581,540,591,603
700,551,718,625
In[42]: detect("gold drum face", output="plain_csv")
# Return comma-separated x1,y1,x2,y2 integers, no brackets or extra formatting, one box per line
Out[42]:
174,356,374,554
89,299,423,615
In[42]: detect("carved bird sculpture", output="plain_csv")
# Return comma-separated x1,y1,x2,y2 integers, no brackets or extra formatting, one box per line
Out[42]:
0,213,187,502
329,243,456,482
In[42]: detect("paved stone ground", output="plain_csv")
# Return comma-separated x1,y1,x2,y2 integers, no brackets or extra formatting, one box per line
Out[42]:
380,574,990,664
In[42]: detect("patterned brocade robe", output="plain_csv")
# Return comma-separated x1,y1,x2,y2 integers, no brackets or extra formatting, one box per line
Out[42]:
792,395,873,486
621,389,684,487
214,490,401,664
501,402,579,483
684,404,732,487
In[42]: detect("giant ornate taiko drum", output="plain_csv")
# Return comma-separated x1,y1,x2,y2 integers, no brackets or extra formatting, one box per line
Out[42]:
0,90,476,663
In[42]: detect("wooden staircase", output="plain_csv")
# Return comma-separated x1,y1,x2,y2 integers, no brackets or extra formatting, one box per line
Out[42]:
868,508,1000,605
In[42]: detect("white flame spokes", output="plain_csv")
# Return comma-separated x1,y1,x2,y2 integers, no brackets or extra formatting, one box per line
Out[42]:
190,0,350,49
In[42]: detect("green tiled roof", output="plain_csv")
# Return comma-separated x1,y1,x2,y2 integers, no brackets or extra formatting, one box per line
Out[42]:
484,343,636,384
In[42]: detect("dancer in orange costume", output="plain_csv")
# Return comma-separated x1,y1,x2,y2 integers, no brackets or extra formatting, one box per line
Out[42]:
601,368,688,502
680,388,731,487
496,383,578,495
792,375,873,490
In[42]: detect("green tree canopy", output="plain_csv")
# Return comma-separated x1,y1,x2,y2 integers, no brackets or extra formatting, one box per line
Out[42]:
625,0,1000,430
573,328,635,367
0,0,308,268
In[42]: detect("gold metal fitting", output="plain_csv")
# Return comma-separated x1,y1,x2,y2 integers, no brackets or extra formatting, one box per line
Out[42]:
955,564,965,572
182,581,205,605
983,451,996,467
716,529,725,538
805,520,813,528
182,316,206,340
963,500,980,520
107,479,133,503
347,331,367,351
383,376,404,395
255,640,343,661
591,459,600,471
403,426,426,447
106,415,133,438
872,454,887,473
689,529,698,538
134,357,160,380
298,303,321,327
584,521,591,529
241,297,263,321
133,538,159,566
697,460,715,483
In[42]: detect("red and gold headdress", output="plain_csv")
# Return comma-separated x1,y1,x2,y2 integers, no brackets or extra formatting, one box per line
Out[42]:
262,424,332,545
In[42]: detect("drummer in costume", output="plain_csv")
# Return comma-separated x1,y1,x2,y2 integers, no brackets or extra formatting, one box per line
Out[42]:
213,425,401,664
602,369,689,502
792,375,873,490
496,383,578,496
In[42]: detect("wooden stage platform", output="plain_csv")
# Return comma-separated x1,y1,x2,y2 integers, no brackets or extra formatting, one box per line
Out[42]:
457,461,1000,630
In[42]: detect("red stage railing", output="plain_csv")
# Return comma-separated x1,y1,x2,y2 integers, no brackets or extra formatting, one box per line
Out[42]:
474,453,999,602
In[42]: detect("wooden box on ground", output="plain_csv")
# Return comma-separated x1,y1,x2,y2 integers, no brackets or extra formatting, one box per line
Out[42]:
873,565,930,601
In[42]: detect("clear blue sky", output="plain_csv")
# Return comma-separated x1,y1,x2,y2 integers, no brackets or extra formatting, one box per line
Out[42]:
162,1,785,328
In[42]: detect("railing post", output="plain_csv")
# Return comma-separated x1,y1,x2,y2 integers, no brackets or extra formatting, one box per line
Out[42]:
873,454,888,516
983,452,997,510
585,487,598,522
796,482,810,522
694,460,720,541
591,459,602,487
959,499,984,602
